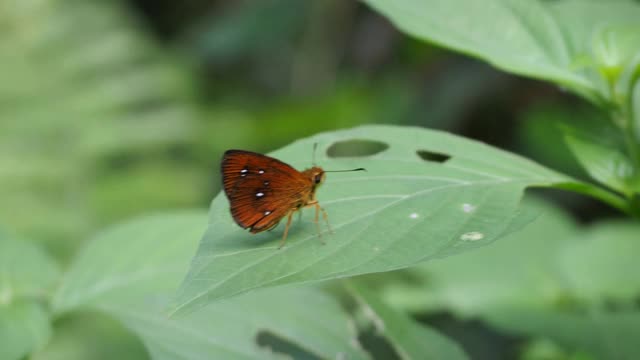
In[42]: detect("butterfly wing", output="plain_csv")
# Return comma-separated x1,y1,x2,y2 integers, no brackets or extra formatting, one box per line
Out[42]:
221,150,311,233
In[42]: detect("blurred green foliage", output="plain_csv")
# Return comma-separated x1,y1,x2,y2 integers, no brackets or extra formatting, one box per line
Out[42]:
1,0,640,359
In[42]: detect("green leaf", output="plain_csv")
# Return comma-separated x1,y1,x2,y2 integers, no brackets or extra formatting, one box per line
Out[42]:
107,287,368,360
52,211,208,314
32,311,153,360
487,309,640,360
0,301,52,360
378,198,578,315
378,198,640,314
172,125,573,315
347,282,468,360
362,0,640,104
372,198,640,358
0,233,60,304
362,0,592,96
51,211,367,359
559,221,640,304
550,2,640,97
564,133,640,196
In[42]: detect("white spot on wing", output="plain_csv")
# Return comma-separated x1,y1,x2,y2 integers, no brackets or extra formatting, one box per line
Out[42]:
460,231,484,241
256,192,264,197
258,169,265,174
264,210,271,216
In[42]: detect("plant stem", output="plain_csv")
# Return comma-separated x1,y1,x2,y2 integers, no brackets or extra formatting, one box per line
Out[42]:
623,64,640,167
553,181,634,217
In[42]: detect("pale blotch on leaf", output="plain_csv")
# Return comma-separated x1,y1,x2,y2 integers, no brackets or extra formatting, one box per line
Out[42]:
0,288,12,305
461,203,476,213
409,212,419,219
460,231,484,241
362,304,385,333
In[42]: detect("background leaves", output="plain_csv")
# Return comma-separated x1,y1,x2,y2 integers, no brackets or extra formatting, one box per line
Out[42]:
2,0,640,358
0,233,59,360
347,281,469,360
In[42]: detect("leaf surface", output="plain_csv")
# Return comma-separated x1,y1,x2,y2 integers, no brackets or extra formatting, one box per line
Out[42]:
173,125,573,314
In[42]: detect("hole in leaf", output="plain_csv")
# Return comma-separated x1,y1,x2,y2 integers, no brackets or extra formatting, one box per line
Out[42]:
416,150,451,163
327,139,388,158
255,330,322,359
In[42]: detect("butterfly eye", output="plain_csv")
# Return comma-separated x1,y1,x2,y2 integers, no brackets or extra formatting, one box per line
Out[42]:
314,174,323,184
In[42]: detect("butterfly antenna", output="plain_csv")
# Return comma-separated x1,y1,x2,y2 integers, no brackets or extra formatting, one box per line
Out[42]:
312,142,318,166
324,168,366,173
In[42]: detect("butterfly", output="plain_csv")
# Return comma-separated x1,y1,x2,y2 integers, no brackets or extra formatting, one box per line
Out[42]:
221,149,364,248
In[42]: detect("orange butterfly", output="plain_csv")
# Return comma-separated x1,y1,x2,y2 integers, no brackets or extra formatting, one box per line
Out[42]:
221,149,364,248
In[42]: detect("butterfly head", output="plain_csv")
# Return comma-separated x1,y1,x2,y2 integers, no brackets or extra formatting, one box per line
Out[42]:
305,166,326,187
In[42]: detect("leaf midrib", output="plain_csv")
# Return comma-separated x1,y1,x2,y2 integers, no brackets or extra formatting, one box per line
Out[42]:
174,177,538,313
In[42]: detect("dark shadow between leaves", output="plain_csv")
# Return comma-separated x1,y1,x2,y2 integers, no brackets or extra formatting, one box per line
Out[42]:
327,139,389,158
357,324,402,360
256,330,322,360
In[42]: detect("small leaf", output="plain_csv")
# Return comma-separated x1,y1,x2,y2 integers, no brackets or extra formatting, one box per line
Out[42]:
0,301,52,360
0,233,60,304
347,281,469,360
106,287,368,360
592,25,640,88
172,125,574,315
52,211,208,314
564,132,640,196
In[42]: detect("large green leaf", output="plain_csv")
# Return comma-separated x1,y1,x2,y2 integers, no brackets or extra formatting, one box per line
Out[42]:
0,233,60,304
108,287,368,360
347,282,468,360
487,309,640,360
32,311,149,360
172,125,576,314
378,199,640,314
377,198,578,315
52,211,209,314
372,198,640,358
51,211,368,359
559,221,640,304
0,301,52,360
362,0,640,104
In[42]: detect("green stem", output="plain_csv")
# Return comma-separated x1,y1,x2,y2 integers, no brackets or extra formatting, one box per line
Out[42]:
552,181,634,217
622,63,640,167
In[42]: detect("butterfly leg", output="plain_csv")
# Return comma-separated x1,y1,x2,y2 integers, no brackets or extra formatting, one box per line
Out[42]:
312,203,329,245
317,204,333,235
278,211,294,249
